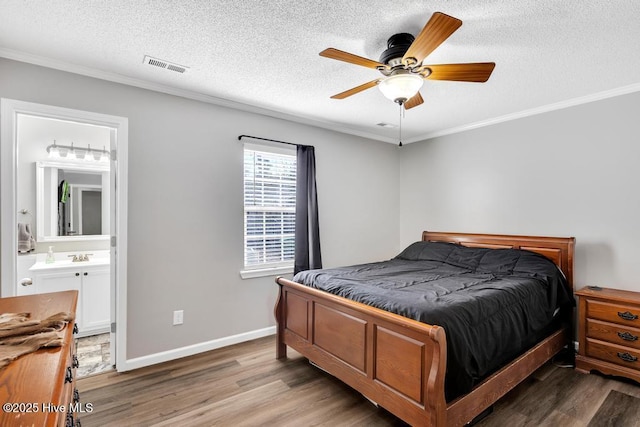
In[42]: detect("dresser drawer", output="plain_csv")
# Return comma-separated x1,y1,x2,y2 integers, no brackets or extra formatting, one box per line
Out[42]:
586,319,640,350
59,348,78,427
586,300,640,325
585,338,640,370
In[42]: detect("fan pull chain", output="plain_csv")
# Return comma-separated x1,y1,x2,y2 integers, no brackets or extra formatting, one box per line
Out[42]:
398,103,403,147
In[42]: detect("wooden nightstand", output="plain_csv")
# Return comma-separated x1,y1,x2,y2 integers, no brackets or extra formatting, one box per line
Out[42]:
575,286,640,383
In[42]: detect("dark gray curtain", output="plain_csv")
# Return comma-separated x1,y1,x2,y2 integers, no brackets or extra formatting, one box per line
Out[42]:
294,145,322,275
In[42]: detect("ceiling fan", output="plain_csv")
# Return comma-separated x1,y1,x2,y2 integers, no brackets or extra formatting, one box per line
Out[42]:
320,11,495,110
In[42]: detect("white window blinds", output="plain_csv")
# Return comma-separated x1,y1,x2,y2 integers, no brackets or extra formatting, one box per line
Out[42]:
243,145,296,269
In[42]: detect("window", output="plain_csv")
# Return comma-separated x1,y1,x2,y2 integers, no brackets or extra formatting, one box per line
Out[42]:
243,144,296,273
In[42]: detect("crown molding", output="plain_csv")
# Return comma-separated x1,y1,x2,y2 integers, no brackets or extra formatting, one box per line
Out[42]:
2,48,638,147
0,48,395,144
406,82,640,144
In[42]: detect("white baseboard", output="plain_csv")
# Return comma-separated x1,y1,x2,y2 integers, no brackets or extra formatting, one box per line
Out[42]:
117,326,276,372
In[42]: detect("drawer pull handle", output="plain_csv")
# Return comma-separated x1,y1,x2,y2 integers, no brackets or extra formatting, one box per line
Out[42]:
65,366,73,383
73,388,80,403
618,331,639,342
617,352,638,363
73,323,79,334
65,413,74,427
618,311,639,321
73,354,80,368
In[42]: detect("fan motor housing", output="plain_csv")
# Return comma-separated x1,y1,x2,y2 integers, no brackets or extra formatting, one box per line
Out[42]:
379,33,415,66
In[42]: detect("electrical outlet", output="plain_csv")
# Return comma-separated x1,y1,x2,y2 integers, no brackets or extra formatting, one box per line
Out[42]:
173,310,184,325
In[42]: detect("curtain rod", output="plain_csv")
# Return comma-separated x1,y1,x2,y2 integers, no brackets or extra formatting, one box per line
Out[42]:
237,134,312,148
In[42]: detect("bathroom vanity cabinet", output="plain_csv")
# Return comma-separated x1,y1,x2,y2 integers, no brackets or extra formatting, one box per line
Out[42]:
29,263,110,337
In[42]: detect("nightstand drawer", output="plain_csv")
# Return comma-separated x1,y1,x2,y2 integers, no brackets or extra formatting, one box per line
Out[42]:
586,338,640,370
586,300,640,325
586,318,640,350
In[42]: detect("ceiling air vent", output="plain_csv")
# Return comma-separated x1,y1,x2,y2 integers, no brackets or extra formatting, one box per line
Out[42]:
376,122,396,128
143,55,189,74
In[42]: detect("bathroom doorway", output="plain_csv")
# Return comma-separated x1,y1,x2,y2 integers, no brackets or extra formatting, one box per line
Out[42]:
1,99,128,373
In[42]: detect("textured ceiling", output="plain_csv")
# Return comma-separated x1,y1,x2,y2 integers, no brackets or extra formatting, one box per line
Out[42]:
1,1,639,144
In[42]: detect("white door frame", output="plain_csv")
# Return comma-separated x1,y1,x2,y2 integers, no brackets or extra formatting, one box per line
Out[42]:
1,98,128,371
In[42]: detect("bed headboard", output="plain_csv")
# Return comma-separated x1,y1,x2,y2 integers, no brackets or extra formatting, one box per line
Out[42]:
422,231,576,291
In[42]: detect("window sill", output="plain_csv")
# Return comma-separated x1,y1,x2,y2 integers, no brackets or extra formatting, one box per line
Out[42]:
240,265,293,279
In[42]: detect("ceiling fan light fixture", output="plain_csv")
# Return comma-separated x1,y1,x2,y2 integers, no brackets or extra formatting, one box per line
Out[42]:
378,73,423,104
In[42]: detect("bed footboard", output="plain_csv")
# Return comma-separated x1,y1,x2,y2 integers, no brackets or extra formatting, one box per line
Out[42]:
275,277,448,427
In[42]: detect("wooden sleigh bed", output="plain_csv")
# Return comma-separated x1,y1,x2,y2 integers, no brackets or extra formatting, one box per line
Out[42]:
275,231,575,426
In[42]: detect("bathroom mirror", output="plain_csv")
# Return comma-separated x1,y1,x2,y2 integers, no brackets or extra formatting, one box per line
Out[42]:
36,161,110,242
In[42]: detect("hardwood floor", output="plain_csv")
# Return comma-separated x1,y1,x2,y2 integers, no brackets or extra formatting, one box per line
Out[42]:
78,336,640,426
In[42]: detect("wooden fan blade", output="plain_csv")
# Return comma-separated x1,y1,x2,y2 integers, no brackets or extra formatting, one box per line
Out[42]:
320,48,384,69
404,92,424,110
424,62,495,82
403,12,462,66
330,79,381,99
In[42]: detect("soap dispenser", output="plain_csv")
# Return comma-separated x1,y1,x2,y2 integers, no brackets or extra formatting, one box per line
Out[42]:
45,246,55,264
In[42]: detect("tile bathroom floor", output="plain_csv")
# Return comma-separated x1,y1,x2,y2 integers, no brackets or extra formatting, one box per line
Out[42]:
75,333,113,378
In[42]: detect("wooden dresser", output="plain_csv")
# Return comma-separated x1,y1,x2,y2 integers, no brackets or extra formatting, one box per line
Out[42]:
575,287,640,383
0,291,80,426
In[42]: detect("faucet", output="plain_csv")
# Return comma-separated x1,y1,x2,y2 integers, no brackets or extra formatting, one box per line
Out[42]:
69,254,92,262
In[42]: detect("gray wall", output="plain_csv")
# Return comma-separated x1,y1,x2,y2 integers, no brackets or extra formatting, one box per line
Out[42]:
399,91,640,292
5,55,637,363
0,58,400,358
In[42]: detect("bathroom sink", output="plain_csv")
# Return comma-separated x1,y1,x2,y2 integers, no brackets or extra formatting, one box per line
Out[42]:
29,257,110,271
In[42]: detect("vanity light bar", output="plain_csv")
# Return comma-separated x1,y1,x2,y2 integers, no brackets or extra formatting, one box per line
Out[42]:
46,141,110,162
